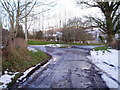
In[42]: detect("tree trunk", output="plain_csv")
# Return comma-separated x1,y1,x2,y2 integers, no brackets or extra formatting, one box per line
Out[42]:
107,34,115,45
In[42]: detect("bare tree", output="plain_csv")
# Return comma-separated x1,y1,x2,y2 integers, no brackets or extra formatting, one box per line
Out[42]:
62,17,94,43
0,0,36,39
23,1,57,42
77,1,120,44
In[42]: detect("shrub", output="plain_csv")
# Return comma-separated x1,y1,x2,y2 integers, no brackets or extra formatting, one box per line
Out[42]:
2,38,31,72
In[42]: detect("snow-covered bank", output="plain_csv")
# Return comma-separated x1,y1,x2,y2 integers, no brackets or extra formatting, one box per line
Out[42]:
0,71,19,88
88,49,120,88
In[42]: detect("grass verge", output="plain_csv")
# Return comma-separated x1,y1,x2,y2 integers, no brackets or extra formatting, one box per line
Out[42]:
2,38,51,88
6,50,51,88
93,46,111,53
3,49,50,73
28,40,104,46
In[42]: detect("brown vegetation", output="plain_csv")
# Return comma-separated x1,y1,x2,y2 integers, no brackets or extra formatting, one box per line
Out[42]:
2,38,31,72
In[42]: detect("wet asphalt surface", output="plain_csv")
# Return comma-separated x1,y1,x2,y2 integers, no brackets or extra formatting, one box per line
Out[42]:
18,45,109,89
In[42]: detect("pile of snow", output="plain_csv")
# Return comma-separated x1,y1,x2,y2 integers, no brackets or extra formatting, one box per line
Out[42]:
0,71,19,88
88,49,120,88
27,47,38,52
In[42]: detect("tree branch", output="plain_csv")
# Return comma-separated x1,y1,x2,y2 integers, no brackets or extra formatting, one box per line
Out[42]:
111,2,120,19
20,1,36,19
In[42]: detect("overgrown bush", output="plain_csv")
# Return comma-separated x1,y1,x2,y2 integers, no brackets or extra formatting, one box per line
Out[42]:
2,38,50,88
2,28,9,47
2,38,31,72
2,38,50,73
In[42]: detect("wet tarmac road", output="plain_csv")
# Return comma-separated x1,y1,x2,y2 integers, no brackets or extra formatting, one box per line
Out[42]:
18,45,109,88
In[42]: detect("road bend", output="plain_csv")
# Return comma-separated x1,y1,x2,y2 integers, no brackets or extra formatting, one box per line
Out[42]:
17,45,109,88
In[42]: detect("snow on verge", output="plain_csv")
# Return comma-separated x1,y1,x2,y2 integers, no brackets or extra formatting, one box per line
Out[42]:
101,74,118,88
43,44,70,48
0,71,19,88
27,47,38,52
88,49,119,88
17,63,40,82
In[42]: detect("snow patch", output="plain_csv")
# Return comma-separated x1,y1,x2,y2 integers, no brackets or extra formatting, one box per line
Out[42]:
44,44,68,47
88,49,120,88
17,63,41,82
0,71,19,88
102,74,118,88
27,47,38,52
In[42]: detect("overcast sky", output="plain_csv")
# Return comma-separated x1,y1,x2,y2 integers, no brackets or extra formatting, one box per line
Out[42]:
28,0,103,32
1,0,103,32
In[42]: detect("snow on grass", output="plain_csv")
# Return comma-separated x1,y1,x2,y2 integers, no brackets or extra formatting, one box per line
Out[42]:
27,47,38,52
0,71,19,88
17,63,41,82
88,49,119,88
43,44,69,48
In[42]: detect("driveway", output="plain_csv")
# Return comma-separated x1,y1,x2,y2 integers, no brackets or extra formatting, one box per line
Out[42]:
17,45,108,88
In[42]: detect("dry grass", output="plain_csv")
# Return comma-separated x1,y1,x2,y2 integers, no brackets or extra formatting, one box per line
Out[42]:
2,38,30,72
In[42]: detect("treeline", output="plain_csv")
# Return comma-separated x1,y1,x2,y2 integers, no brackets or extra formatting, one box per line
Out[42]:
41,17,95,44
61,18,94,43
